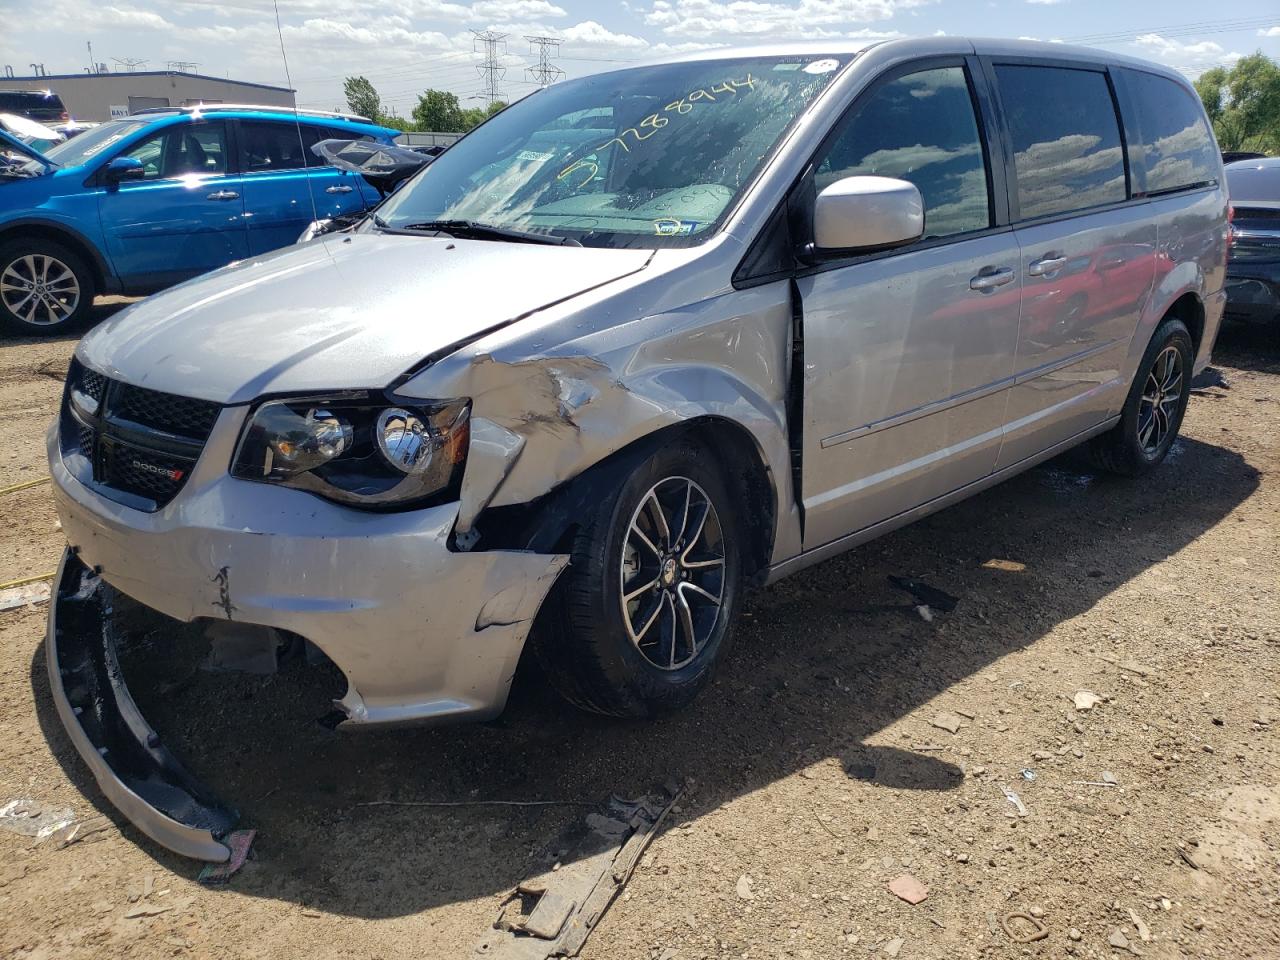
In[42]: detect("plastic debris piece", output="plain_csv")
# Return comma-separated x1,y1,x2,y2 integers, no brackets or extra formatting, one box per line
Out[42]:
888,873,928,904
1002,912,1049,943
883,937,904,957
931,712,963,734
999,784,1029,816
197,830,256,884
889,575,959,612
982,559,1026,572
736,874,755,900
0,798,75,839
0,581,52,612
1020,769,1037,781
1074,691,1104,712
48,815,112,849
915,604,934,622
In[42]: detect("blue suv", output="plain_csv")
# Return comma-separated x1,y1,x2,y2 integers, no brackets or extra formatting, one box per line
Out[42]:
0,106,397,335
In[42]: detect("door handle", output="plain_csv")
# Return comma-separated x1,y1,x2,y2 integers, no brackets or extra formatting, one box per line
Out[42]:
970,267,1016,291
206,190,239,201
325,184,353,194
1027,254,1068,277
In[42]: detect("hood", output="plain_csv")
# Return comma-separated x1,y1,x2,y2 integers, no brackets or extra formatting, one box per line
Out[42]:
0,128,54,172
78,232,652,404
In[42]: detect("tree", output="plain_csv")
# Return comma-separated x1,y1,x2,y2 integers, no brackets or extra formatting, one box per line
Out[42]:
1194,53,1280,154
412,89,467,133
343,76,383,123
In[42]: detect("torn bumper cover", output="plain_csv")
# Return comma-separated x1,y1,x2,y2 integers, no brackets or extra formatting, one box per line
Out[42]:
48,553,239,861
45,443,568,859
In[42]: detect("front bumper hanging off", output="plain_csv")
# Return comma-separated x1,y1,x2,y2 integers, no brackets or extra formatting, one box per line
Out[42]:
47,552,238,862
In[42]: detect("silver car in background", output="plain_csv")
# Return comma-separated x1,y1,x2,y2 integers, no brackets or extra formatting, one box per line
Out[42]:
46,37,1228,861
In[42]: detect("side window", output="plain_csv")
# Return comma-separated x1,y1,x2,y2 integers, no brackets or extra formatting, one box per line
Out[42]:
995,65,1126,220
815,66,992,239
239,120,314,172
121,131,166,179
170,124,228,176
1121,70,1219,195
118,123,228,179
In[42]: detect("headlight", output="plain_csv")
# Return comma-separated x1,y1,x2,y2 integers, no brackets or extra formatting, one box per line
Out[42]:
232,394,470,508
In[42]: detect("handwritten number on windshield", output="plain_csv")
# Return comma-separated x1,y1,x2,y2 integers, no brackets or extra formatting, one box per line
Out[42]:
559,75,757,173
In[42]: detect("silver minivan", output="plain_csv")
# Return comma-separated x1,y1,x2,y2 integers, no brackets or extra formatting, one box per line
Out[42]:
46,38,1228,860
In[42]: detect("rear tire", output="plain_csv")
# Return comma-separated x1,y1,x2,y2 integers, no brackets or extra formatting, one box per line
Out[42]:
0,238,96,337
1087,317,1193,475
534,439,743,719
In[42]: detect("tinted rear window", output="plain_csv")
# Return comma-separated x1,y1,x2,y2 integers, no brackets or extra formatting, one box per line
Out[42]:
0,89,66,120
1122,70,1219,196
995,65,1127,220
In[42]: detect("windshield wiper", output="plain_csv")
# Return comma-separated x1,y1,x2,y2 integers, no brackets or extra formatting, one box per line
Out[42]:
387,218,581,247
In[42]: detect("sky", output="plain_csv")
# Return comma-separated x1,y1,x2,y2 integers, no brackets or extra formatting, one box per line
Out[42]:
0,0,1277,118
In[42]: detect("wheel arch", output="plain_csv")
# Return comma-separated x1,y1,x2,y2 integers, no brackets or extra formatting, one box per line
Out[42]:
0,218,113,295
471,415,780,586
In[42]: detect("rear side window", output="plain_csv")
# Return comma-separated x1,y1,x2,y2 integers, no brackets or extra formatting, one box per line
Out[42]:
239,120,329,171
995,65,1127,220
1121,70,1219,195
815,66,991,239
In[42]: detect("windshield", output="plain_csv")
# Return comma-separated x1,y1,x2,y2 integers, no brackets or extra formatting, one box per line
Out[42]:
374,55,850,248
34,119,151,168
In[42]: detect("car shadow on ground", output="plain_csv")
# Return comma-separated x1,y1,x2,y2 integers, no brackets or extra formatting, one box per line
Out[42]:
29,430,1261,919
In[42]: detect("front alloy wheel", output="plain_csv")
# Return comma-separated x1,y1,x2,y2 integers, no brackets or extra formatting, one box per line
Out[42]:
620,477,726,671
535,438,743,719
0,239,95,336
2,254,81,327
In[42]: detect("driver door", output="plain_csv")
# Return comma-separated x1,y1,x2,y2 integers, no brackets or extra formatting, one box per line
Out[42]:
98,119,249,290
797,61,1022,549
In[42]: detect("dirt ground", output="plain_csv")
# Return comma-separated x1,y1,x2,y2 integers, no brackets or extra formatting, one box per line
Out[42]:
0,305,1276,960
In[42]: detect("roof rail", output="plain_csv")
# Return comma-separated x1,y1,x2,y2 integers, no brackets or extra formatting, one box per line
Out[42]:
129,103,374,123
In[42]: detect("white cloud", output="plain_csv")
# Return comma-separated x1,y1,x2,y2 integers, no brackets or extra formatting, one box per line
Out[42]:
1257,26,1280,38
1025,0,1064,5
643,0,913,39
561,20,649,49
1133,33,1243,74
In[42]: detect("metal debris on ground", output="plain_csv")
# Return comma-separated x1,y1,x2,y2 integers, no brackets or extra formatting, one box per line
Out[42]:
888,575,959,613
999,784,1028,817
475,784,682,959
197,830,256,884
1020,769,1037,781
1001,912,1049,943
0,581,52,612
0,798,75,839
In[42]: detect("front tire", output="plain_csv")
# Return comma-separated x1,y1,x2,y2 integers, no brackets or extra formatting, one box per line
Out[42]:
534,439,743,719
1087,317,1193,475
0,239,96,336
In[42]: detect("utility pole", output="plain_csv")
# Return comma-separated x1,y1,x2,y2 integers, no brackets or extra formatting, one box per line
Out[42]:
87,41,93,75
472,30,508,105
524,35,564,88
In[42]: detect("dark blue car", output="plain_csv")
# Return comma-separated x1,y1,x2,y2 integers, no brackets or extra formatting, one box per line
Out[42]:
0,105,397,335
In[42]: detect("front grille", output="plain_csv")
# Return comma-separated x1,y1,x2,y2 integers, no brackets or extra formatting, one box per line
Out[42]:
101,441,192,503
64,359,220,511
113,383,220,439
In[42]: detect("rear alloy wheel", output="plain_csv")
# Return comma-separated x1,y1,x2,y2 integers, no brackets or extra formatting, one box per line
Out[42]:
1087,317,1192,475
535,439,743,719
0,240,95,336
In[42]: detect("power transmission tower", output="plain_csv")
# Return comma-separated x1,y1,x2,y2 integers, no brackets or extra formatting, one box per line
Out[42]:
472,30,508,105
524,35,564,87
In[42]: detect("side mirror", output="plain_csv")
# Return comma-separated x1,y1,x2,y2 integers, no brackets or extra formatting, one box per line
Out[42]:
813,175,924,254
104,155,145,184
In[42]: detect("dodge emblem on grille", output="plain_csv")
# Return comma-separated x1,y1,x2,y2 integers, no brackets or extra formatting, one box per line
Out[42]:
131,460,184,482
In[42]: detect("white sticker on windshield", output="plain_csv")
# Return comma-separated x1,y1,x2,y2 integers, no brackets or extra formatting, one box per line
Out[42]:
517,149,553,162
803,58,840,75
772,62,803,71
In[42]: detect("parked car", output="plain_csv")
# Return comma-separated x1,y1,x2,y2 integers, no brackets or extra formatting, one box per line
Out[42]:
0,105,397,334
46,38,1227,862
1222,150,1267,166
0,112,65,154
0,88,68,124
1223,157,1280,327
